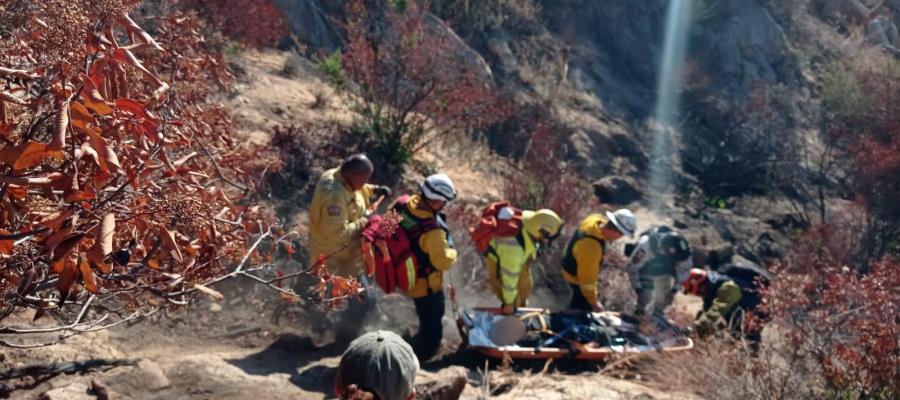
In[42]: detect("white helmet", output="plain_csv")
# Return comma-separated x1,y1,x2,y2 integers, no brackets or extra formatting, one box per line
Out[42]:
605,209,636,238
420,174,457,202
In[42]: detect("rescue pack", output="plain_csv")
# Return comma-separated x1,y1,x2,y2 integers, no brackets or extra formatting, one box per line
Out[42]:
468,201,523,253
361,196,438,294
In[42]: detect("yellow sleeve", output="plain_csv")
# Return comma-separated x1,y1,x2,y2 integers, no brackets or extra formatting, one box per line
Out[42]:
316,192,367,244
420,229,458,271
572,238,604,305
361,184,376,204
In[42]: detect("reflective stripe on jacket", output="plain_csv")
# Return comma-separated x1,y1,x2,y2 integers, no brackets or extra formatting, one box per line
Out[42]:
486,231,536,305
401,195,457,298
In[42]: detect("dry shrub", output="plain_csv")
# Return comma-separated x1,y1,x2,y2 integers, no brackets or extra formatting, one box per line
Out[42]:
281,52,305,78
822,50,900,260
639,336,827,400
267,124,350,216
0,1,292,342
502,121,591,226
762,226,899,398
640,224,899,400
342,0,509,181
177,0,289,48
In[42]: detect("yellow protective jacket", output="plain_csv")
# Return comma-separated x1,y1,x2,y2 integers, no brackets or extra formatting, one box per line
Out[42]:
485,231,537,306
307,167,374,277
400,195,458,298
560,214,607,305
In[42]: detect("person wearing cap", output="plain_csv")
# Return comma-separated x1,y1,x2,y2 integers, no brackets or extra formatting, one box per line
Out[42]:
393,174,458,360
624,226,693,317
334,330,419,400
560,209,636,312
484,208,564,315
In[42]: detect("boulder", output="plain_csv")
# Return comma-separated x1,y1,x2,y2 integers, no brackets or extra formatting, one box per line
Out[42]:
415,366,468,400
40,383,93,400
136,359,170,390
422,14,494,85
593,176,642,205
691,1,800,99
105,359,170,393
271,0,344,53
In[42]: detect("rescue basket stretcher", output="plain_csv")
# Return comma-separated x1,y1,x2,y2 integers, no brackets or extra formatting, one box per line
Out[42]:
457,307,694,361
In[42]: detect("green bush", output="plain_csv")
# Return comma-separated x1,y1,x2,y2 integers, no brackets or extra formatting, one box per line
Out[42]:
317,51,344,89
350,104,421,183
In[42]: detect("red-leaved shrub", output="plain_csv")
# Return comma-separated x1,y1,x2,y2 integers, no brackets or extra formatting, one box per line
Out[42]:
341,0,509,179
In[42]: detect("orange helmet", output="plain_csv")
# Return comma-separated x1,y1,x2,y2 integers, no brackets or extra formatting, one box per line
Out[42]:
683,268,708,295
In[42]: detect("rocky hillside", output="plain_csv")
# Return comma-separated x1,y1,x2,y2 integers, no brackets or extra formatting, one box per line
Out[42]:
5,1,896,399
275,0,868,263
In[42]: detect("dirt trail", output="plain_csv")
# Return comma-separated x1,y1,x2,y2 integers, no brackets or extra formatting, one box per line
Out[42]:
4,297,700,400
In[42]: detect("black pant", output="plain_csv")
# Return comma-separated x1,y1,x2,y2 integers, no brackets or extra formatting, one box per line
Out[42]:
333,294,376,345
293,273,375,347
413,291,445,360
568,284,593,311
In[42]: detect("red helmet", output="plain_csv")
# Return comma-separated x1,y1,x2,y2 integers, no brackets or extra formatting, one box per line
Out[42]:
683,268,708,295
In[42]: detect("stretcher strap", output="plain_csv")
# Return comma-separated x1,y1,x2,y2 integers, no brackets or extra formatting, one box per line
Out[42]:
518,311,551,333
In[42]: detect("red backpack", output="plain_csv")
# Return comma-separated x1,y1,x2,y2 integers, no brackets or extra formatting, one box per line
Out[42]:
468,201,523,253
361,196,438,294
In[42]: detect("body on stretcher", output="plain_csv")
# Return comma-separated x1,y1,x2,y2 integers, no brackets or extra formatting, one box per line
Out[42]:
458,307,694,361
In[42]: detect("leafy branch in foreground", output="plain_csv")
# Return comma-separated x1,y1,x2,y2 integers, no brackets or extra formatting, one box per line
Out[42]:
0,1,365,348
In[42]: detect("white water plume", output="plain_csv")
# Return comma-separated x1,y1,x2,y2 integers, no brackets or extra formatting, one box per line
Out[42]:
648,0,693,210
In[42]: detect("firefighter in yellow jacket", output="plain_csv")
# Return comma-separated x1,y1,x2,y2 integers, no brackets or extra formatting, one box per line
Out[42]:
485,209,564,314
306,154,390,346
308,154,390,278
560,209,636,311
394,174,458,360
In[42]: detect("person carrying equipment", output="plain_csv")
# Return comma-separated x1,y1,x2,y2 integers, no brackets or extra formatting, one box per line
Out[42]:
390,174,459,360
472,204,564,314
560,209,636,312
682,263,770,346
308,154,391,278
305,154,391,345
624,226,693,317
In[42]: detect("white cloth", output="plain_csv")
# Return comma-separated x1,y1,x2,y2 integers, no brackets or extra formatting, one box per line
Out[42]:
497,206,515,220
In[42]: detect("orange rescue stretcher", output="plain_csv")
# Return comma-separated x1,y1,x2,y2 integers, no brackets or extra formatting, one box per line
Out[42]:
457,307,694,361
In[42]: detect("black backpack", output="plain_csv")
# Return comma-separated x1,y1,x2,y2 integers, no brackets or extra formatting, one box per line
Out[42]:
718,261,771,312
645,226,690,261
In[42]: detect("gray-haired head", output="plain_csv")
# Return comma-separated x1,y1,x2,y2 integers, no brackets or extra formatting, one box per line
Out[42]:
340,154,374,190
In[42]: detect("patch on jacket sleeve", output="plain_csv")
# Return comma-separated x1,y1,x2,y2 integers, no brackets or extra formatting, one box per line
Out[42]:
633,249,646,263
327,205,342,216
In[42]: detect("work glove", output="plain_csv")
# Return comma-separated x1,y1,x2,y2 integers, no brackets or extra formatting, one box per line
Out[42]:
437,213,455,247
373,185,392,198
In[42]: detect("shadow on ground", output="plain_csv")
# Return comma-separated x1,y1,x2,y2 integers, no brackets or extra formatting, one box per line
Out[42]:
227,333,344,397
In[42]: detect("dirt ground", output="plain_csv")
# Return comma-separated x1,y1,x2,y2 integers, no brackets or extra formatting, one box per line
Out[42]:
2,285,701,400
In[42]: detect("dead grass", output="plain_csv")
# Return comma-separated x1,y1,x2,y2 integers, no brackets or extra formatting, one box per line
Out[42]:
636,333,828,400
